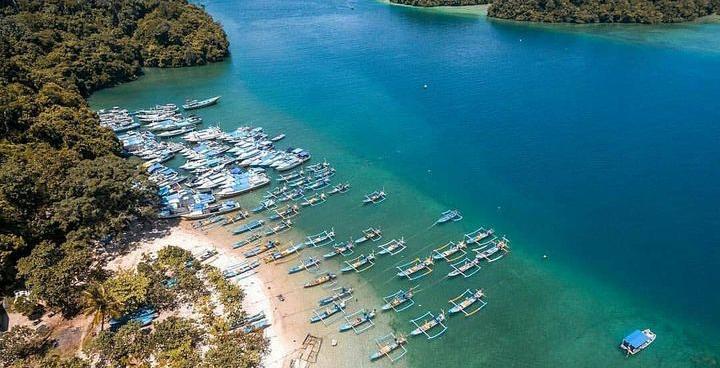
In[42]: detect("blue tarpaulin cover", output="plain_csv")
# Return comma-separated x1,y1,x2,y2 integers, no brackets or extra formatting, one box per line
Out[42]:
624,330,648,348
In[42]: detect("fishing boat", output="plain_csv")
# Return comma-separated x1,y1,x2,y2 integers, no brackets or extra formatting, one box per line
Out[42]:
434,209,463,225
242,318,271,334
464,227,495,244
233,232,262,249
244,240,279,257
377,238,407,256
195,249,218,262
432,241,467,262
340,252,376,273
448,289,487,316
318,287,353,306
369,334,407,362
279,170,303,182
252,198,277,213
447,257,482,278
473,237,510,262
381,289,415,312
267,205,299,221
182,96,221,110
409,311,447,339
263,243,304,263
232,219,264,235
300,193,327,207
193,215,225,229
396,257,434,280
354,227,382,244
363,189,386,205
327,182,350,195
288,257,320,274
242,311,266,325
225,210,250,225
181,200,241,220
322,241,354,258
304,229,335,247
303,272,337,288
157,126,195,138
263,220,292,236
270,133,285,142
339,309,376,333
222,260,260,278
620,329,656,356
309,301,345,323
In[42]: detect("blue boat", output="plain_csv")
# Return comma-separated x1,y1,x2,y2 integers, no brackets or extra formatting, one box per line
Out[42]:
620,329,656,355
233,219,264,235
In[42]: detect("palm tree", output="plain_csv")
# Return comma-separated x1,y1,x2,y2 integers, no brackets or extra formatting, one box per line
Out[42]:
82,282,121,332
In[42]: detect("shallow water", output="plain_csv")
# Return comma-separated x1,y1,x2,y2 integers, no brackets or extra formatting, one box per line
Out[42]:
91,1,720,366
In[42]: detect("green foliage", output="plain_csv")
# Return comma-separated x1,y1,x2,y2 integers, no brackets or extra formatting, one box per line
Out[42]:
89,322,151,368
82,282,122,332
8,294,43,318
0,326,51,367
103,269,152,314
150,317,203,367
202,332,266,368
487,0,720,23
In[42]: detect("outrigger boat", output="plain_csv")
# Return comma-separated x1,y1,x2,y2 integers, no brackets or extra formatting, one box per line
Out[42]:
300,193,327,207
340,252,376,273
193,215,225,229
232,219,264,235
354,227,382,244
318,287,353,306
448,289,487,316
431,241,468,262
327,182,350,195
288,257,320,274
233,232,262,249
278,170,303,182
464,227,495,244
378,238,407,256
370,334,407,362
263,243,304,263
222,260,260,278
244,240,279,258
381,288,415,312
473,237,510,262
339,309,376,333
409,310,447,339
620,329,656,356
363,189,386,205
264,220,292,236
267,205,299,221
242,318,271,334
304,229,335,247
309,301,345,323
396,257,434,280
434,209,463,224
447,256,482,278
251,198,277,213
182,96,221,110
322,241,355,258
303,272,337,288
224,210,250,225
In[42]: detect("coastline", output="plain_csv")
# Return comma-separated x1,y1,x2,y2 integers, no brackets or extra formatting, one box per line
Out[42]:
380,0,489,16
112,220,404,368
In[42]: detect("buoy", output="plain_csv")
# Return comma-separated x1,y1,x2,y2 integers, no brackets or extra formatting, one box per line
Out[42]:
331,339,338,346
423,84,428,89
543,254,548,259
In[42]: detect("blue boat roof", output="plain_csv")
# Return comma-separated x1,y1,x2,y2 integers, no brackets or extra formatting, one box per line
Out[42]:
624,330,648,348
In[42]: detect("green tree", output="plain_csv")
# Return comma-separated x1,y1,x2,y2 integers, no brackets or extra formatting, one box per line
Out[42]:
82,282,122,332
0,326,51,367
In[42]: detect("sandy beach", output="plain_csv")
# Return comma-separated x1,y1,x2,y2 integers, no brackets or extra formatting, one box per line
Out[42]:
113,221,406,368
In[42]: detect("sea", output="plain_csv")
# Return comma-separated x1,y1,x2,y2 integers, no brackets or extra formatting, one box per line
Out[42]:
89,1,720,367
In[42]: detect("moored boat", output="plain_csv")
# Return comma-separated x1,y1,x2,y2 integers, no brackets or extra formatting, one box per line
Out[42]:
182,96,221,110
303,272,337,288
620,329,656,356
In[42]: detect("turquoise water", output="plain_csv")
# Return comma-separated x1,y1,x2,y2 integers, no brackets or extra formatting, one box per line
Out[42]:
91,1,720,366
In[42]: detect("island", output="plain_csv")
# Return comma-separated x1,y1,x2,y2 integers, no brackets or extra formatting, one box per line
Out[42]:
390,0,490,6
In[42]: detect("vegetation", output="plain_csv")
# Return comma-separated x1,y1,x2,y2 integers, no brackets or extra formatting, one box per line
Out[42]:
487,0,720,23
389,0,490,6
0,0,228,312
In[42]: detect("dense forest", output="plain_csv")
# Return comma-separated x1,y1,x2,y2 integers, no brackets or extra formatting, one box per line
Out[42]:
0,1,233,364
488,0,719,23
389,0,490,6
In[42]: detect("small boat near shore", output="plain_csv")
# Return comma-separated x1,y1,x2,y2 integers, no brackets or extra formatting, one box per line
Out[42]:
233,232,262,249
232,219,264,235
263,220,292,236
341,252,376,273
289,257,320,274
310,301,345,323
339,309,376,333
434,209,463,225
322,241,354,258
448,289,487,316
620,329,656,356
303,272,337,288
270,133,285,142
381,289,415,312
182,96,221,110
244,240,279,258
409,310,447,339
363,189,386,205
370,334,407,362
327,182,350,195
181,200,241,220
354,227,382,244
318,287,353,306
396,257,434,280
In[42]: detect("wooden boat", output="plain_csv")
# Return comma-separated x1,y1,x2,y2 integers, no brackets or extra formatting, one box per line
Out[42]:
232,219,264,235
288,257,320,274
620,329,656,356
303,178,330,191
224,210,250,225
327,182,350,195
278,170,303,182
381,289,414,312
309,301,345,323
318,287,353,306
340,252,376,273
434,209,463,224
369,334,407,362
378,238,407,256
473,237,510,262
354,227,382,244
242,318,270,334
300,193,327,207
304,229,335,247
464,227,494,244
181,200,241,220
409,311,447,339
244,240,279,258
322,241,354,258
263,243,304,263
362,190,386,205
233,232,262,249
448,289,487,316
222,260,260,278
196,249,218,262
267,205,299,221
182,96,221,110
396,257,434,280
263,220,292,236
431,241,467,261
447,257,481,278
339,309,376,333
303,272,337,288
193,215,225,229
251,198,277,213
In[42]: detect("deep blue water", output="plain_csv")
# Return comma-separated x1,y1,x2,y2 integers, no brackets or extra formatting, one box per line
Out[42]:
92,1,720,366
